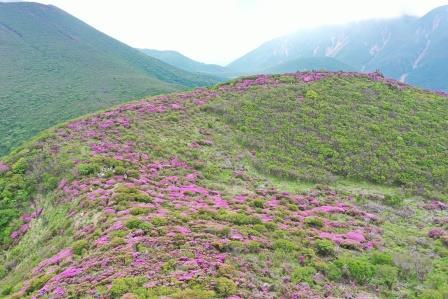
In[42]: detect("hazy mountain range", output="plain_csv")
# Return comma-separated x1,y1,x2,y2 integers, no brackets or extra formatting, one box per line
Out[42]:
143,5,448,91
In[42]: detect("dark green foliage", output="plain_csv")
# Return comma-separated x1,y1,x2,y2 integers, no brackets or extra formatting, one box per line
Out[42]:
72,240,88,256
304,217,324,228
326,263,343,281
77,163,100,176
291,266,317,284
374,265,398,289
110,237,126,247
26,274,52,294
315,239,335,256
125,218,152,232
249,199,265,209
209,76,448,196
113,185,152,204
11,158,28,174
43,174,59,192
215,277,237,296
130,207,150,216
151,217,168,227
370,251,393,265
172,289,216,299
1,285,12,296
273,239,297,252
110,276,146,297
336,256,376,284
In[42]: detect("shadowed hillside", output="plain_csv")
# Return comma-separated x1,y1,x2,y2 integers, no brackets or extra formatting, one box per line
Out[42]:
0,2,221,156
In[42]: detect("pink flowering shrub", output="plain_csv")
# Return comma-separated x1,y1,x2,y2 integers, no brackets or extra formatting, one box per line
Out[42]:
0,162,9,174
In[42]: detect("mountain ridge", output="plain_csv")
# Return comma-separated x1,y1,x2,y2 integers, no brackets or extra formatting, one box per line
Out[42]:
0,2,221,156
228,5,448,91
140,49,233,77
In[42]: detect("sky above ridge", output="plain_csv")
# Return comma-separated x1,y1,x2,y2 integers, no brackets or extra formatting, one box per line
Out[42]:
6,0,448,65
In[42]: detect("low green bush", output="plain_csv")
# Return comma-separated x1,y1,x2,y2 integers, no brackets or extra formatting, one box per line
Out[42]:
291,266,316,285
375,265,398,289
77,163,99,176
273,239,297,252
304,217,323,228
315,239,335,256
26,274,52,294
130,207,150,215
125,218,152,232
215,277,237,296
370,251,393,265
72,239,88,256
336,256,376,284
110,276,146,297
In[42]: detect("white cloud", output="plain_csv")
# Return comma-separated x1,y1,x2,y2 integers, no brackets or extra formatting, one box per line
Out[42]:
26,0,448,65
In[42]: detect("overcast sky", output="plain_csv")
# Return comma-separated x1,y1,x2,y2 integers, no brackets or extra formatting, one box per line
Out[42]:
6,0,448,65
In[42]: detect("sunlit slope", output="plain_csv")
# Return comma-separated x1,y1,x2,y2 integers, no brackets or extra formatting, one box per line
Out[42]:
0,72,447,298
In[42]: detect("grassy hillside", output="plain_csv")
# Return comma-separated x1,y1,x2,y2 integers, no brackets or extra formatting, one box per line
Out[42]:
0,72,447,298
0,2,220,156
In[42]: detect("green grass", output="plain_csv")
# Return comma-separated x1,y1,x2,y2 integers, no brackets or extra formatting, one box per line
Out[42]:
0,73,447,298
206,76,448,198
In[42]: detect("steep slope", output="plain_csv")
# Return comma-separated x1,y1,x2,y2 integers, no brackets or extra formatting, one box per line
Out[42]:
0,72,447,298
228,6,448,91
264,57,354,73
0,2,221,156
140,49,233,77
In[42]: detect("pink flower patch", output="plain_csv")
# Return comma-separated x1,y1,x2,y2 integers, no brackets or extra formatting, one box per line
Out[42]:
234,194,247,203
58,267,82,279
94,235,109,246
0,162,10,173
175,226,191,235
260,214,273,222
214,197,229,208
345,231,366,242
312,205,346,214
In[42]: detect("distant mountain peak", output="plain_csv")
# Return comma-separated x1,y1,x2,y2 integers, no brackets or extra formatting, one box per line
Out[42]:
140,48,234,77
228,5,448,91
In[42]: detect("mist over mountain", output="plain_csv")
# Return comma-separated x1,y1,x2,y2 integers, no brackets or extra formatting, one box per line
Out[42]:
229,5,448,91
140,49,234,77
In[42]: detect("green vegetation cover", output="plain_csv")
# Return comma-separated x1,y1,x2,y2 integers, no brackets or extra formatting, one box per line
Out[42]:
0,2,220,156
0,72,447,298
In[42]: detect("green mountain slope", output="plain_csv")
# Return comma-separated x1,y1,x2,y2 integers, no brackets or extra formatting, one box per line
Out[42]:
228,6,448,91
0,2,221,156
140,49,234,77
264,57,354,73
1,72,447,298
